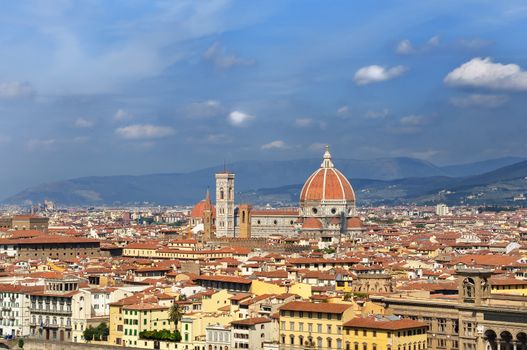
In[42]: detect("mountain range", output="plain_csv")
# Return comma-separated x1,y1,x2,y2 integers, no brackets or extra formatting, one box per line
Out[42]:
3,156,527,206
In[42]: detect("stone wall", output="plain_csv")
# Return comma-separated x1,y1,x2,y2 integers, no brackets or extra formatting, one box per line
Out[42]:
20,339,132,350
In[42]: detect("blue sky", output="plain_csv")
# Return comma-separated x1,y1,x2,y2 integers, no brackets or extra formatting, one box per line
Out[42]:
1,0,527,197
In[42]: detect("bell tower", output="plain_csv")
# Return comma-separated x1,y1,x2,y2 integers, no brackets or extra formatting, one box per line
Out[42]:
202,188,213,241
457,268,493,305
238,204,252,239
215,171,235,237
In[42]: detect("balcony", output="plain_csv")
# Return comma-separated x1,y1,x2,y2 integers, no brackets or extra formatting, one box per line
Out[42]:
29,307,71,315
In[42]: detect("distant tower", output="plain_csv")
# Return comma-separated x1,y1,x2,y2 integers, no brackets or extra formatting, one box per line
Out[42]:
215,171,235,237
238,204,252,239
202,188,214,241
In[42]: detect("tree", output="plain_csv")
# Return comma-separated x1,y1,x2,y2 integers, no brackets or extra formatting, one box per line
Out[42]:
84,326,94,341
169,303,183,329
96,322,109,341
18,338,24,349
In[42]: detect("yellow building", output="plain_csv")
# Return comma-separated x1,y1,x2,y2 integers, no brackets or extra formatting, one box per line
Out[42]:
279,301,355,349
108,294,144,346
200,289,233,313
122,303,172,348
180,312,234,345
490,278,527,296
251,279,312,299
343,317,428,350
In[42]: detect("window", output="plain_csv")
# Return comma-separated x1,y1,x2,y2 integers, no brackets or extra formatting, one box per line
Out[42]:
327,325,332,334
438,319,447,333
299,323,304,332
290,322,295,331
373,331,376,337
463,322,474,337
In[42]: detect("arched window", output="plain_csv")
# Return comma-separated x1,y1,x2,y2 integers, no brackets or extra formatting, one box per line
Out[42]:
220,188,224,200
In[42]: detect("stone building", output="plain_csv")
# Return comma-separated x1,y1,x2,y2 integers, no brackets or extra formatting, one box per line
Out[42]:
0,215,49,232
29,277,90,343
371,268,527,350
0,235,101,260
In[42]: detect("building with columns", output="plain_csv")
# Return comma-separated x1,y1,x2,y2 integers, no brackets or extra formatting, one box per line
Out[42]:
371,268,527,350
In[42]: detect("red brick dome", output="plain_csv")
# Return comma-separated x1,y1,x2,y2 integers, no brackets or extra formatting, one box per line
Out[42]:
300,147,355,203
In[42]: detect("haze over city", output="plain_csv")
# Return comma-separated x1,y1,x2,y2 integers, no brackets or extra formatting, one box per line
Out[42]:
2,1,527,198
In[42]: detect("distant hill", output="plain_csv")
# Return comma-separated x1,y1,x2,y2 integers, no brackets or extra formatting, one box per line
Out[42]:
4,157,527,206
240,161,527,207
440,157,526,177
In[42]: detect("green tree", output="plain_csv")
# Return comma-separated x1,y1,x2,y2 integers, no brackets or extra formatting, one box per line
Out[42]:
84,326,94,341
18,338,24,349
169,303,183,329
96,322,109,341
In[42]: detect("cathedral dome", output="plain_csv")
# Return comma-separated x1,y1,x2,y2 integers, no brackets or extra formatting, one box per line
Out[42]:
300,146,355,203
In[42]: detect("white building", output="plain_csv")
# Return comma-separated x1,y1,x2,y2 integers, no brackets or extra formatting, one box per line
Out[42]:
436,203,450,216
230,317,276,350
206,323,231,350
0,284,32,338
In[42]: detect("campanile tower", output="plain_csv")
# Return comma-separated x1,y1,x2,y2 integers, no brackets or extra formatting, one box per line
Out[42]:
215,171,235,237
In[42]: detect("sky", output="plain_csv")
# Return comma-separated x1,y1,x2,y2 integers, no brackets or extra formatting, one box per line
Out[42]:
1,0,527,198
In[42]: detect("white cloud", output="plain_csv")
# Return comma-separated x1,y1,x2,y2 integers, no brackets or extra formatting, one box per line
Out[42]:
184,100,224,118
354,65,407,85
450,94,509,108
337,105,351,117
74,118,94,128
115,124,176,140
396,36,439,55
203,42,255,70
295,118,314,127
427,35,440,47
228,110,254,126
27,139,56,151
396,40,414,54
261,140,288,150
444,57,527,91
400,115,426,126
0,81,34,99
365,108,389,119
114,109,132,121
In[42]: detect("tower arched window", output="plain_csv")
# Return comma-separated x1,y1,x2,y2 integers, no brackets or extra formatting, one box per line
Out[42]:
220,188,224,200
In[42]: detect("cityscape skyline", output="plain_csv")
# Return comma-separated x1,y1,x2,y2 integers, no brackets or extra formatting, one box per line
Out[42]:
1,1,527,198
